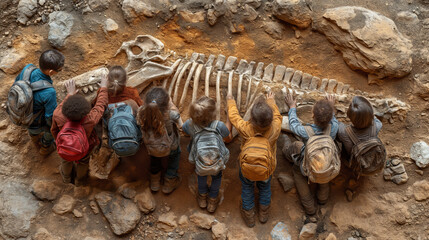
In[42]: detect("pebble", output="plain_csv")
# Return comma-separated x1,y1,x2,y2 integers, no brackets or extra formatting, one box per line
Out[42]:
415,169,424,175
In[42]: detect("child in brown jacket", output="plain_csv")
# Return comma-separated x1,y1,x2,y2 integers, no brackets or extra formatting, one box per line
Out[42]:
51,76,108,186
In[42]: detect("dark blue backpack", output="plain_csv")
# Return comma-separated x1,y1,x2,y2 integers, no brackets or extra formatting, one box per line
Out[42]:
107,103,141,157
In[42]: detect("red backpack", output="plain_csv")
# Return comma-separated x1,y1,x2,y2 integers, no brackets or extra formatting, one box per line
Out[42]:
56,120,89,162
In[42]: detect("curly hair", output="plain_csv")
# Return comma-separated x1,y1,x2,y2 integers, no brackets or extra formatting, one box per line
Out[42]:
107,66,127,97
347,96,374,129
62,94,91,122
189,96,216,127
313,99,334,129
250,97,273,129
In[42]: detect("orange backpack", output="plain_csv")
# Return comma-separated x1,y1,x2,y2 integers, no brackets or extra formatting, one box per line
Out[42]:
239,133,276,181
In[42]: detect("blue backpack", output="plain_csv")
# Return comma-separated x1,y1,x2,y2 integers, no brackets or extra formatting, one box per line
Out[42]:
107,103,141,157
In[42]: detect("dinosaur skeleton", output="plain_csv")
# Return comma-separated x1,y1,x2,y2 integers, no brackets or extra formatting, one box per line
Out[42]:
59,35,410,178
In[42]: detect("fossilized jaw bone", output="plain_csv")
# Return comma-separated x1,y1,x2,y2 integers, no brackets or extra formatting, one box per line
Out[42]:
58,67,108,102
115,35,170,72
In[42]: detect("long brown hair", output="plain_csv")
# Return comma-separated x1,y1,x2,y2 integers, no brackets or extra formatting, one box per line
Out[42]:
107,66,127,97
138,87,169,135
189,96,216,127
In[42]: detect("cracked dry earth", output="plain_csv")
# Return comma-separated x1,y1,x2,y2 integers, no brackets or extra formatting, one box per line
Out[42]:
1,0,429,239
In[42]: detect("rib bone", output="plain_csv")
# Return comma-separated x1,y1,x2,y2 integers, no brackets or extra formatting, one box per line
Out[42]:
191,63,204,103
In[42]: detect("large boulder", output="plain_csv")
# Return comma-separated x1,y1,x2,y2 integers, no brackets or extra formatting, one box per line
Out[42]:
0,48,26,74
272,0,312,29
95,192,141,235
315,6,412,79
0,179,41,239
17,0,38,25
48,11,74,49
121,0,156,23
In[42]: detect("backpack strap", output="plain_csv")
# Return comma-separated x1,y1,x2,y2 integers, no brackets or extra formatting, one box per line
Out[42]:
208,120,219,131
21,65,37,84
345,125,360,145
304,126,315,137
370,122,377,137
30,80,53,92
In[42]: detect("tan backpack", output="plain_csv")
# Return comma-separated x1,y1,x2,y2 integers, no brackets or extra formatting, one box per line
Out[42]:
302,125,340,184
239,133,276,181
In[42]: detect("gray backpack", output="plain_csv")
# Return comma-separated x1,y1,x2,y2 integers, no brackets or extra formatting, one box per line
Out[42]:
7,65,53,126
189,120,229,176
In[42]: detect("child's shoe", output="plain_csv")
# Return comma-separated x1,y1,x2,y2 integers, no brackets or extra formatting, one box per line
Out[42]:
258,204,270,223
39,143,55,156
30,134,42,147
207,196,220,213
162,176,181,194
150,172,161,192
197,193,208,209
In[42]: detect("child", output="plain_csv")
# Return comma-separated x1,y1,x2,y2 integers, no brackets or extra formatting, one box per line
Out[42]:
138,87,182,194
283,93,338,219
337,96,383,201
104,65,143,111
182,96,233,213
15,50,65,156
227,92,282,227
51,76,108,186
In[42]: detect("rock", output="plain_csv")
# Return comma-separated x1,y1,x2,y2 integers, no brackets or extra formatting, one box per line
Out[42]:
0,180,40,239
315,6,412,79
95,192,141,235
48,11,74,49
415,169,424,175
397,11,419,24
104,18,118,33
120,187,136,199
157,212,177,232
383,160,408,185
31,180,61,201
299,223,317,240
178,215,189,226
89,200,99,214
212,221,227,240
189,212,215,229
272,0,312,29
134,188,156,214
0,48,26,74
207,9,217,26
393,204,410,225
17,0,38,25
122,0,155,23
180,10,205,23
325,233,337,240
244,4,258,21
33,228,58,240
412,180,429,201
264,21,283,40
73,209,83,218
271,222,292,240
410,141,429,168
88,0,111,12
0,119,7,130
278,172,295,192
52,195,76,215
38,0,45,6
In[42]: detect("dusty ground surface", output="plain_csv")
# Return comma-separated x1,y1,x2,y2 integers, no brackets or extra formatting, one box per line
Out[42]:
0,0,429,239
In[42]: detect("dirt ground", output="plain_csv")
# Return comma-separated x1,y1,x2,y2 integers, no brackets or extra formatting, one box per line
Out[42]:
1,0,429,239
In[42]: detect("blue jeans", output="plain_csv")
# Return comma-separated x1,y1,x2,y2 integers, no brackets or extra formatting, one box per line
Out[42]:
239,170,272,210
197,171,223,199
150,147,181,178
